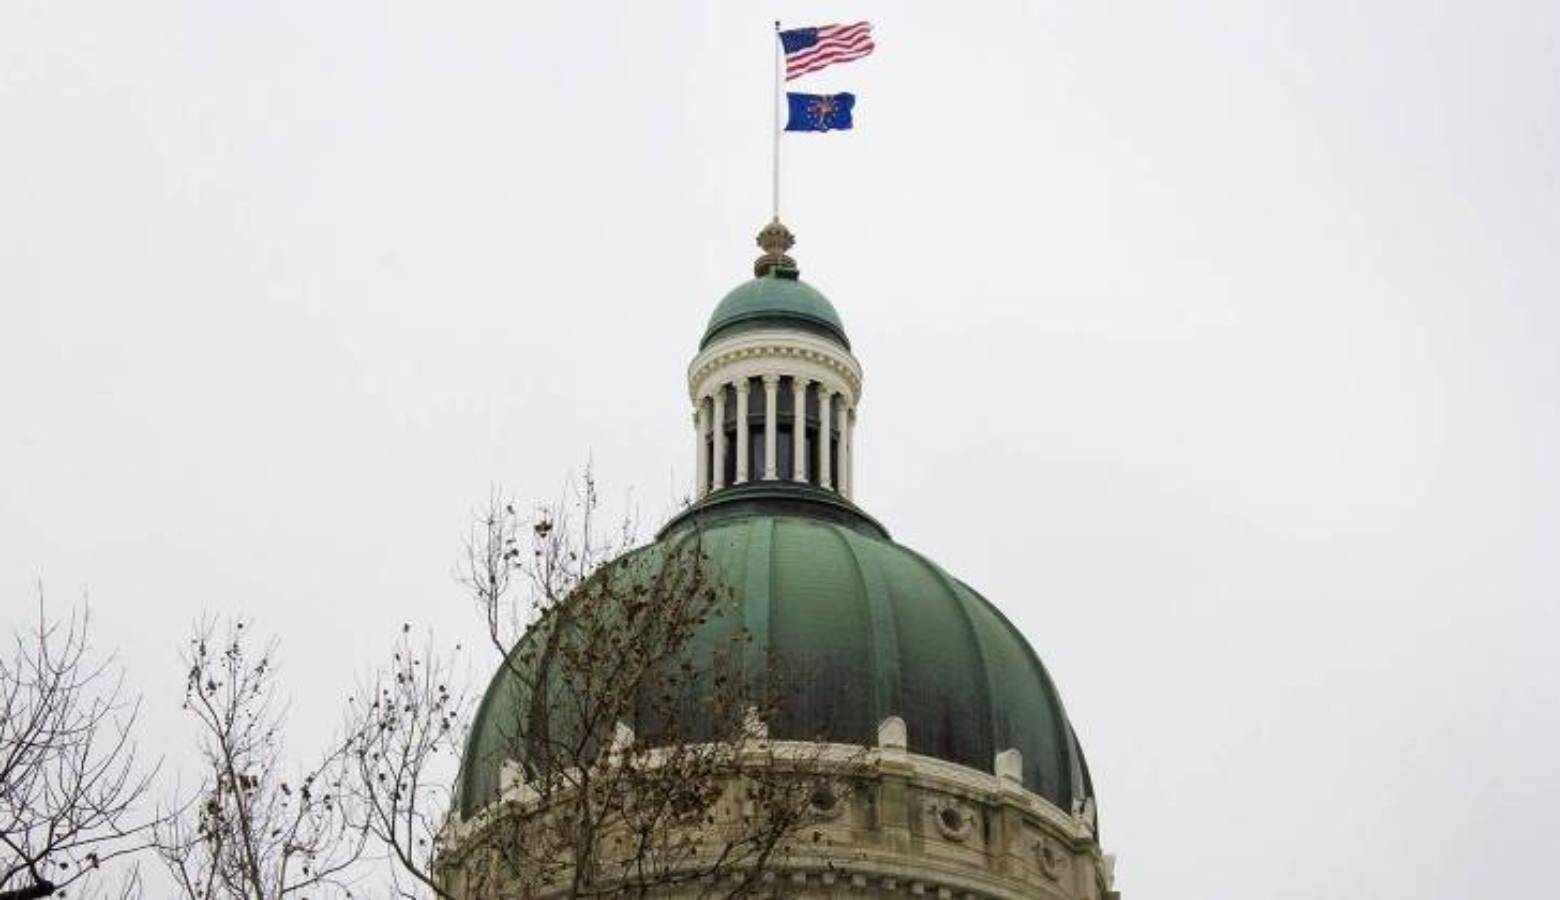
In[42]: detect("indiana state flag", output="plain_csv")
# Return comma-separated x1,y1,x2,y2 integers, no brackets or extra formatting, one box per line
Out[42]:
785,92,855,133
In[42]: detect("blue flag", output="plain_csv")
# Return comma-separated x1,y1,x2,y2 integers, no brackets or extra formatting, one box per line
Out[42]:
785,92,855,133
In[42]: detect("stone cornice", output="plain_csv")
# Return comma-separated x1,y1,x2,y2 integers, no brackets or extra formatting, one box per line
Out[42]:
688,328,863,404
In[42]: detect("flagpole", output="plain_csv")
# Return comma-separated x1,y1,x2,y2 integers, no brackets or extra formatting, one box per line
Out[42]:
771,20,782,222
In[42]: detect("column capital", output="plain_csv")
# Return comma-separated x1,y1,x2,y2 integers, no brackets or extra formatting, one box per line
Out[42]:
761,372,781,386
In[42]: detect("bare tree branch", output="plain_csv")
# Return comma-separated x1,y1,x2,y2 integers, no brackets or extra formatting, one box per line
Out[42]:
346,469,842,898
0,596,158,898
343,629,468,900
154,619,368,899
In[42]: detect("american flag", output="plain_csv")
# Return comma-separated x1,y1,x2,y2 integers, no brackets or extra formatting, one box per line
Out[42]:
780,22,875,81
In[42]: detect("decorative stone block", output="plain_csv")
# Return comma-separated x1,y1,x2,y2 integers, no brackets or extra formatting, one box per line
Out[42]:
743,706,769,740
499,759,525,793
878,715,908,751
995,748,1023,786
610,721,634,753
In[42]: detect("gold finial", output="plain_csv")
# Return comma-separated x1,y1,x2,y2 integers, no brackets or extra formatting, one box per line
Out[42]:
754,220,799,278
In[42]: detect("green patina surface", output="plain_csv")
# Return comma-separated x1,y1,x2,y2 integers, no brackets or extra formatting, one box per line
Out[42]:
701,275,849,349
457,495,1093,819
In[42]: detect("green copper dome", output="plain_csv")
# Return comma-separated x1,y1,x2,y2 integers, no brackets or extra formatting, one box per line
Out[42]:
457,488,1094,820
701,275,850,349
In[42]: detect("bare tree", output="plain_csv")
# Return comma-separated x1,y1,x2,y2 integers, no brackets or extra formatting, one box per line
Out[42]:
1,599,156,899
344,629,466,900
345,474,833,898
154,620,367,900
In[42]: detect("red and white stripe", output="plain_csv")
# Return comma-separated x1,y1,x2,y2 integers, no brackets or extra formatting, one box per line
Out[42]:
785,21,875,80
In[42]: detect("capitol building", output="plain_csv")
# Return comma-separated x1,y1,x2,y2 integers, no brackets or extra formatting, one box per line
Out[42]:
447,223,1120,899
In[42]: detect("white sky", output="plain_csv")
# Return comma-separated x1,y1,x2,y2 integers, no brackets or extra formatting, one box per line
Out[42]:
4,2,1558,897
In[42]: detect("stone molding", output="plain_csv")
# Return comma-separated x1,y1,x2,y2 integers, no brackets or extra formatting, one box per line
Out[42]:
446,738,1115,899
688,328,863,406
462,739,1097,849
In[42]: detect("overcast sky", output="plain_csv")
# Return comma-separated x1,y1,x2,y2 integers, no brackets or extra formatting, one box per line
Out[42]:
4,2,1558,897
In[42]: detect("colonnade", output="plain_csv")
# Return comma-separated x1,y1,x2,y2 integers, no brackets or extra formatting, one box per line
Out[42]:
693,375,855,499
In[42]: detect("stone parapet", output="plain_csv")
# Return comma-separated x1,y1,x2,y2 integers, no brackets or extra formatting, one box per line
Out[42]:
442,727,1117,899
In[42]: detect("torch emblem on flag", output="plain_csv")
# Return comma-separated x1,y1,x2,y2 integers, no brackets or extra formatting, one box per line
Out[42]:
785,93,856,133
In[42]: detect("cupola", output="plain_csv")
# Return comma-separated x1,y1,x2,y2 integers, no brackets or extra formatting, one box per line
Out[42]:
688,222,862,499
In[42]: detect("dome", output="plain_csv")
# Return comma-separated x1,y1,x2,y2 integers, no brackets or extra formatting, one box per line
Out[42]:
701,274,850,349
457,487,1094,820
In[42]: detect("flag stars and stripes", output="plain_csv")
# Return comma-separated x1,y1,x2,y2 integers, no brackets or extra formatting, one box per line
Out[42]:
780,21,875,80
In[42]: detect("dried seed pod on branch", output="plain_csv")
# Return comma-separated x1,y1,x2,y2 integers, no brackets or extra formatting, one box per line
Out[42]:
154,619,366,899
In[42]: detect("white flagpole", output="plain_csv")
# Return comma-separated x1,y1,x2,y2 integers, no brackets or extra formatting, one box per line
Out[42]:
772,20,782,222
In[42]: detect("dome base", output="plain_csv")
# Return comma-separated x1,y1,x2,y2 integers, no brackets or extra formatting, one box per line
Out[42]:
442,736,1116,900
660,480,889,542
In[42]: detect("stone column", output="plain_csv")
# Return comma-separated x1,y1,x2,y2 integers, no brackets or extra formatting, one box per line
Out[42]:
846,407,857,499
734,378,750,484
695,401,710,498
791,377,809,483
838,404,852,498
711,386,726,491
818,387,833,490
762,374,779,480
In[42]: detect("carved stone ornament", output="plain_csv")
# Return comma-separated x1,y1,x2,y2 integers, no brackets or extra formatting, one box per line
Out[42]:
807,779,847,821
1035,837,1069,881
689,335,863,402
927,799,975,843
